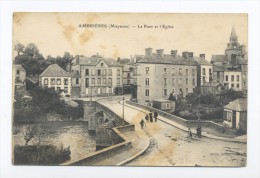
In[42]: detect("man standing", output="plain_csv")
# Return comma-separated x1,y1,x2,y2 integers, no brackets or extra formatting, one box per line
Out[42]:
145,114,149,123
140,119,146,129
149,111,153,122
154,111,158,122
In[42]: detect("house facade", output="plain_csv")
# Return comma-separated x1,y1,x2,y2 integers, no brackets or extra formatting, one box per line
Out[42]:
194,54,213,86
71,55,123,97
39,64,72,95
136,48,198,106
14,64,26,95
223,98,247,131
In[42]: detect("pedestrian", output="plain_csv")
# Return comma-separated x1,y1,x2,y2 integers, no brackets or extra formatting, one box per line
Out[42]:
145,114,149,123
140,119,146,129
196,126,202,138
149,111,153,122
154,111,158,122
187,127,192,138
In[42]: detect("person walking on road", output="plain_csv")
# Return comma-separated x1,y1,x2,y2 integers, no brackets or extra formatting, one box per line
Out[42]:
145,114,149,123
154,111,158,122
196,126,202,138
149,111,153,122
140,119,146,129
187,127,192,138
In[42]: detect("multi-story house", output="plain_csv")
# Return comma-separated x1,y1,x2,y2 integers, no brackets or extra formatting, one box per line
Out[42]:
71,55,123,97
39,64,72,95
194,54,213,86
136,48,198,106
14,64,26,95
211,26,247,92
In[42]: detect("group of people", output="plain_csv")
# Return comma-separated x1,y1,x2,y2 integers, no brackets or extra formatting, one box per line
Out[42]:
140,110,158,129
187,126,202,138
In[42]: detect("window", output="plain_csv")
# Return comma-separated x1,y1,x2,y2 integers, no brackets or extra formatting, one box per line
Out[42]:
85,78,89,87
103,78,107,85
179,88,183,95
186,69,188,76
127,73,131,78
172,68,175,76
209,69,212,75
164,68,167,72
179,68,182,76
192,69,195,76
231,75,234,81
202,68,206,75
164,78,167,85
164,89,167,96
64,87,68,93
166,103,171,109
179,78,182,85
203,76,206,83
145,67,149,74
64,78,68,85
16,70,20,75
97,78,101,85
117,69,120,76
102,69,107,76
231,83,234,88
108,69,112,76
145,89,149,96
117,78,120,85
91,69,95,76
226,75,228,81
85,69,89,76
44,79,48,85
217,72,220,82
237,84,240,88
145,78,149,85
76,78,79,84
108,78,112,86
97,69,101,76
192,78,195,86
186,78,188,85
172,78,175,86
56,79,61,85
57,87,61,92
236,75,239,81
243,82,246,87
91,78,95,86
16,86,21,90
101,63,104,67
51,78,55,85
186,88,188,94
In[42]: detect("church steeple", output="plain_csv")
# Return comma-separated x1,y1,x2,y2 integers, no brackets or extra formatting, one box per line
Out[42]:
230,25,238,42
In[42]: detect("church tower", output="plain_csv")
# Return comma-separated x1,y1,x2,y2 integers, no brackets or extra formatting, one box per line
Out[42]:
225,26,244,66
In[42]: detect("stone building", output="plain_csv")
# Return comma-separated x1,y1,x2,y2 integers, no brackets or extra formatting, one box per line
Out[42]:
14,64,26,95
136,48,198,106
39,64,72,95
71,55,123,97
211,26,247,92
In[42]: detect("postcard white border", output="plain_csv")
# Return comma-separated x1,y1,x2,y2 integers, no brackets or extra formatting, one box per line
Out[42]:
0,1,260,178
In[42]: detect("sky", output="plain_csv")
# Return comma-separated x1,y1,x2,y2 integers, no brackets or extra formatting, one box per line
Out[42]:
13,13,248,61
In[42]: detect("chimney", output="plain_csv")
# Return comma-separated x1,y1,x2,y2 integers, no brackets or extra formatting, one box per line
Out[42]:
145,48,153,55
156,49,164,56
189,52,193,58
75,55,80,64
182,51,190,59
171,50,177,57
199,54,205,59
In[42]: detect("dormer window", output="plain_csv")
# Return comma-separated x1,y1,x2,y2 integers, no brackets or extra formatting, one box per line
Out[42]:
101,63,104,67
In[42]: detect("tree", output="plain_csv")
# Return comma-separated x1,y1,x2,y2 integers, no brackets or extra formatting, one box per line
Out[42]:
14,42,24,56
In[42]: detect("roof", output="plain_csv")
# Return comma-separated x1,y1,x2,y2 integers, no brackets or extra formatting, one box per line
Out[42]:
224,98,247,112
40,64,71,77
78,55,122,67
194,57,212,65
137,53,198,66
15,64,26,72
201,82,224,87
213,64,225,72
26,76,39,84
211,55,227,63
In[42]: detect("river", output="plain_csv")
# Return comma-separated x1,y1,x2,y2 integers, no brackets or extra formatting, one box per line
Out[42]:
13,121,96,163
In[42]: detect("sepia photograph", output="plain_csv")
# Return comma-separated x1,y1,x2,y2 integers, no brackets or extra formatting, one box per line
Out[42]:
11,12,248,167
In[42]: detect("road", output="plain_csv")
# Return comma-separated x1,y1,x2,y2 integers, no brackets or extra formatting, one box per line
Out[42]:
99,96,246,167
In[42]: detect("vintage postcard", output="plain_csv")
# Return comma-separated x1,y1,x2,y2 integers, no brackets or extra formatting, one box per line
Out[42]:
12,12,247,166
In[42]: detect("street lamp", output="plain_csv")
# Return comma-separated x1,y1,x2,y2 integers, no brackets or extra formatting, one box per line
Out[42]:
122,97,125,123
